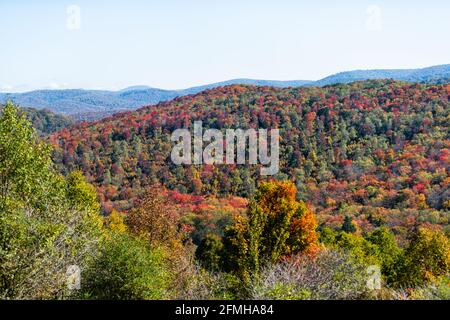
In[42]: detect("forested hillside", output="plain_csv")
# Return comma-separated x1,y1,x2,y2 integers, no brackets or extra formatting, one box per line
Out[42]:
3,0,450,303
52,80,450,242
0,105,74,134
1,93,449,300
312,64,450,86
21,107,74,134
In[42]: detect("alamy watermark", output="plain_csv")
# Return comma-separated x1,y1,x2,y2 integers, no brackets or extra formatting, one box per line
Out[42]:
66,5,81,31
66,265,81,290
171,121,279,175
366,5,382,31
366,265,381,290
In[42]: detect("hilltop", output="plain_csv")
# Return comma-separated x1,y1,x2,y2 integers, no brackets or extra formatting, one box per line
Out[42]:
2,65,449,119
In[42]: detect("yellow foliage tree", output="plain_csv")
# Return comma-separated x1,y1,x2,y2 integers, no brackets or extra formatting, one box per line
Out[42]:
223,180,319,280
106,210,127,233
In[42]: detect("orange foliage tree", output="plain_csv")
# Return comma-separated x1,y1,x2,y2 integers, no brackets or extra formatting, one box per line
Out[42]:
223,180,318,279
127,185,181,248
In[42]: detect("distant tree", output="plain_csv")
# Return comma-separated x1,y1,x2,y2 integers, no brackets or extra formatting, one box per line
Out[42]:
50,81,449,248
341,216,357,233
0,105,74,135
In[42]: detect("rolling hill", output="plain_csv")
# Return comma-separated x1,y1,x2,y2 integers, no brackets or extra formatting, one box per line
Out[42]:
52,79,450,238
0,104,74,134
312,64,450,86
2,65,449,119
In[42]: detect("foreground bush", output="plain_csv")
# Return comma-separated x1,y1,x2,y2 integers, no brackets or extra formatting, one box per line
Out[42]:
80,232,171,300
173,265,243,300
0,103,102,299
398,227,450,287
250,249,369,300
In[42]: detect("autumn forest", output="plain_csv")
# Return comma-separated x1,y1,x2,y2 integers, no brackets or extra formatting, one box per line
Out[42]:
1,79,449,300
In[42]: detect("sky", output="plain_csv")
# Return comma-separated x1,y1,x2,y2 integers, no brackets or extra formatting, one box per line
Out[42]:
1,0,449,92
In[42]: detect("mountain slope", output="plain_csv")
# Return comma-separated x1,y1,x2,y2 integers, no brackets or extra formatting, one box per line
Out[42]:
0,80,313,117
179,79,313,95
2,65,449,118
52,80,450,237
1,104,74,134
0,88,184,121
312,64,450,86
21,107,74,134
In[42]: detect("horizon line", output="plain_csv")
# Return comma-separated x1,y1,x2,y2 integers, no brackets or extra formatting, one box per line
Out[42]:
1,63,449,94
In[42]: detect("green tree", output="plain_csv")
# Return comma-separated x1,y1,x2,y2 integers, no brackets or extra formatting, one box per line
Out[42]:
0,101,55,211
341,216,357,233
66,171,101,214
81,232,170,300
398,227,450,286
0,102,103,299
319,226,337,245
366,227,402,284
334,232,379,266
223,181,318,280
195,234,224,272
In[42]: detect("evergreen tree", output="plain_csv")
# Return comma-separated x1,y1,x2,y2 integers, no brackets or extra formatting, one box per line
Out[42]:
341,216,357,233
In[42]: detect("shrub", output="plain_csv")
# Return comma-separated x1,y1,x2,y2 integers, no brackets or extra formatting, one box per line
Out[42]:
81,232,171,300
174,266,243,300
250,249,369,300
397,227,450,286
195,234,224,271
0,103,102,299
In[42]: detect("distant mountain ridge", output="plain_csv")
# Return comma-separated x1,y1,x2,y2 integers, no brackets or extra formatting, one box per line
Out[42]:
312,64,450,86
1,64,449,119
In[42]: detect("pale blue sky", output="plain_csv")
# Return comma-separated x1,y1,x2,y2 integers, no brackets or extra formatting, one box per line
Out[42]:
1,0,449,92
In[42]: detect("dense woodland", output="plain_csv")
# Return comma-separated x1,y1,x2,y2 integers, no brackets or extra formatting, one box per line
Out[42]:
52,80,449,242
0,106,74,135
1,78,449,300
22,108,74,134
